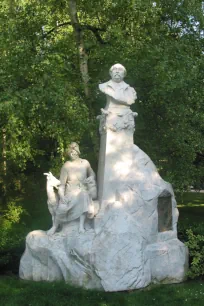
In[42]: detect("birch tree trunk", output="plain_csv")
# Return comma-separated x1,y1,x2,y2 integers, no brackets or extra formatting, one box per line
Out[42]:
68,0,90,98
2,128,7,195
2,128,6,176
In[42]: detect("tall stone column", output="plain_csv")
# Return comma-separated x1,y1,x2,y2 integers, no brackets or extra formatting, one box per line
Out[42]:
95,107,137,227
95,64,137,227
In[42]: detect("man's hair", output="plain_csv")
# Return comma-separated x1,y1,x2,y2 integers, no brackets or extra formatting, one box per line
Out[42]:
109,63,127,77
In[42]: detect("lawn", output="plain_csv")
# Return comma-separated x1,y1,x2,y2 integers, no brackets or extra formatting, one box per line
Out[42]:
177,192,204,225
0,276,203,306
0,192,203,306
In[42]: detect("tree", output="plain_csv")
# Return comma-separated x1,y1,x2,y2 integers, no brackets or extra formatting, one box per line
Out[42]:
0,0,203,194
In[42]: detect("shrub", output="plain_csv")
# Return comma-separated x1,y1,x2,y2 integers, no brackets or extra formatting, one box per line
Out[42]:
0,201,26,274
178,222,204,280
185,228,204,279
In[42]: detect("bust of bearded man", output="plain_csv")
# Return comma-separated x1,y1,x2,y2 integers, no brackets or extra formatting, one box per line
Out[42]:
99,63,137,111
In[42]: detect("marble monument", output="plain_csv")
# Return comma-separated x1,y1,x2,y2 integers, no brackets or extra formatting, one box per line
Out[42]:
19,64,188,291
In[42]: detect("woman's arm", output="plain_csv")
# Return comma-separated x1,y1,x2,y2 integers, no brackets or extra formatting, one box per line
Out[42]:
58,165,68,200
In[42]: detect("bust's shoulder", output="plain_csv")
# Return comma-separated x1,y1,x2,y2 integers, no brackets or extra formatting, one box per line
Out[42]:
99,81,111,92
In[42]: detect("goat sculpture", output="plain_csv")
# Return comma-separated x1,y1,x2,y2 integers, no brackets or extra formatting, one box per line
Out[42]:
44,172,60,228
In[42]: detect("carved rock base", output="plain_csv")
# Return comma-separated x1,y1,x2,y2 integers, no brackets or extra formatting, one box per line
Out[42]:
19,144,188,291
20,214,188,291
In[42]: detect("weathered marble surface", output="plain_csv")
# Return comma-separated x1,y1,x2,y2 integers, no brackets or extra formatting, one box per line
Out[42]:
19,144,188,291
19,63,188,291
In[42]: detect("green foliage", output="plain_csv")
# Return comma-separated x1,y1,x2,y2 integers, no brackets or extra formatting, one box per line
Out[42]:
185,228,204,280
177,192,204,279
178,221,204,280
0,201,26,272
0,0,203,190
0,0,90,193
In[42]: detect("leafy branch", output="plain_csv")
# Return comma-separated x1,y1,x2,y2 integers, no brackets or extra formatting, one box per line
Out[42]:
43,21,107,44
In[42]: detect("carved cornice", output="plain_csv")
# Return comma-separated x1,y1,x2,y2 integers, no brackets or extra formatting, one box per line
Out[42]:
97,108,138,134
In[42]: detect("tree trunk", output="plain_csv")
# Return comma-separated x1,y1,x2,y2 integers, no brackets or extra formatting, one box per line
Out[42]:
68,0,99,157
2,128,7,196
68,0,90,99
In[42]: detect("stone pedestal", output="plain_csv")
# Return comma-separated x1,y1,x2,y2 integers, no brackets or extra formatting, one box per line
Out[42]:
97,108,137,218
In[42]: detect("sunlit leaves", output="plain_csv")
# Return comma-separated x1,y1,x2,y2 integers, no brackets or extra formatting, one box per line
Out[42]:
0,0,203,190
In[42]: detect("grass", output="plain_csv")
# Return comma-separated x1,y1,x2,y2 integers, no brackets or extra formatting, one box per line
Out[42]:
0,276,203,306
176,192,204,225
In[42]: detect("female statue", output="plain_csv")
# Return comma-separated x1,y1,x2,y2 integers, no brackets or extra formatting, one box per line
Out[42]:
46,142,97,235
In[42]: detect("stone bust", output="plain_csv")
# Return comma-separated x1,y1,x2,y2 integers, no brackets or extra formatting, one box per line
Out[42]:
99,63,137,110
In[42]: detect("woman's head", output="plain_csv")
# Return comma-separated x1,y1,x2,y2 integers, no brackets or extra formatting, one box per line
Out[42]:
66,142,80,160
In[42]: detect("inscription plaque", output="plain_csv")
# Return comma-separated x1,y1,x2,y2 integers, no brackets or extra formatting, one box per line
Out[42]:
158,195,172,232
